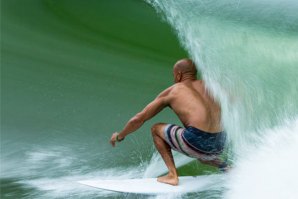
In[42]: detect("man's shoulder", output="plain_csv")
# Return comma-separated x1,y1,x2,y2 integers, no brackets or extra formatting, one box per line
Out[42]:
168,83,186,95
157,85,179,100
171,81,202,94
172,82,190,90
160,82,196,98
157,85,175,98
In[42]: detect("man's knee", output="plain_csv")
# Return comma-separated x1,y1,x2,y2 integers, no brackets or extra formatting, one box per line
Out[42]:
198,158,210,164
198,157,222,167
151,123,166,136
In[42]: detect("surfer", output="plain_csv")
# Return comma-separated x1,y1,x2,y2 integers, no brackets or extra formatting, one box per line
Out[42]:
110,59,227,186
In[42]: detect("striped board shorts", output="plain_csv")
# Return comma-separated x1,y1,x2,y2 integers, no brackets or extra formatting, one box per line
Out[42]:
164,124,226,161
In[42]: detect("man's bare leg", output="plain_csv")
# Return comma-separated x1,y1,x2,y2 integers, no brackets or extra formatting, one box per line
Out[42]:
151,123,178,186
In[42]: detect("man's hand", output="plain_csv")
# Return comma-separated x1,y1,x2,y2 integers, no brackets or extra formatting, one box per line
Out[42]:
109,132,124,147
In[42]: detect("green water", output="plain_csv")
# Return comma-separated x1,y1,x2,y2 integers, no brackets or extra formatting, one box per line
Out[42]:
1,0,216,198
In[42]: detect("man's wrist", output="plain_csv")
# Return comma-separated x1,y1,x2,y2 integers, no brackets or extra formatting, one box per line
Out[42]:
116,133,125,142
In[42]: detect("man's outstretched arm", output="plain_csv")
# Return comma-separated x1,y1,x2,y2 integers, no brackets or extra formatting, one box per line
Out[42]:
110,88,171,147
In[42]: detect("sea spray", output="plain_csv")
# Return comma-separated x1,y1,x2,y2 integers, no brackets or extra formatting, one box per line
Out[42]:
146,0,298,198
144,151,193,178
225,118,298,199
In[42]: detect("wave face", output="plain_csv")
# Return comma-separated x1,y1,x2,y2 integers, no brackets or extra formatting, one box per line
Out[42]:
1,0,189,198
147,0,298,198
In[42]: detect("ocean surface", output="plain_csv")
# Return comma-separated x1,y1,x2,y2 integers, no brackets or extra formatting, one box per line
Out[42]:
1,0,298,198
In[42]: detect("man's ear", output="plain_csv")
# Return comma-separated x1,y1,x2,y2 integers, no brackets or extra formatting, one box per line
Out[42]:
177,72,182,82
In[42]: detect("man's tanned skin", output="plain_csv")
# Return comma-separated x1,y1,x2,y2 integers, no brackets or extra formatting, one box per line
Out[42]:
110,59,223,186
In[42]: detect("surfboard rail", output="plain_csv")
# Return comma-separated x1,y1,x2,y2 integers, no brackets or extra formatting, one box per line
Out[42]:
78,174,223,194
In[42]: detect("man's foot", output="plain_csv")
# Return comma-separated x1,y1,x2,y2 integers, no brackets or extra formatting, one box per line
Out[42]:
157,174,179,186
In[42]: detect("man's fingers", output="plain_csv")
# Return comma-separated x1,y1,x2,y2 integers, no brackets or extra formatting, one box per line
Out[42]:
110,139,115,147
110,135,116,147
110,132,120,147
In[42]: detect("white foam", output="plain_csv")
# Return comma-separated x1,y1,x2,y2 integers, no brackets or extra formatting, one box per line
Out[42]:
225,118,298,199
22,167,143,198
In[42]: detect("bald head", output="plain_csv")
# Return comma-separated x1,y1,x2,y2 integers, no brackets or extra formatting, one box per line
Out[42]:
174,59,197,75
174,58,197,76
173,59,197,83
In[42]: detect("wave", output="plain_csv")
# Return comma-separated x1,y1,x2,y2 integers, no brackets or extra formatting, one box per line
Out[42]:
146,0,298,198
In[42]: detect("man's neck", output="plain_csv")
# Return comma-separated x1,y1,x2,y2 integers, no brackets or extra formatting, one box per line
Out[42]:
181,75,196,82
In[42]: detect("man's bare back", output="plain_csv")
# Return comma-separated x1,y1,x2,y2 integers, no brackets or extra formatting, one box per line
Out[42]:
166,80,222,133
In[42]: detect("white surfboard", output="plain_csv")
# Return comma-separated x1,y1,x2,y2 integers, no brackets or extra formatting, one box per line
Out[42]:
78,174,222,194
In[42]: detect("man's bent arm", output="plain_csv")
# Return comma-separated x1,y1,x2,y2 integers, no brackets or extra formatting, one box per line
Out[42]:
117,96,168,140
